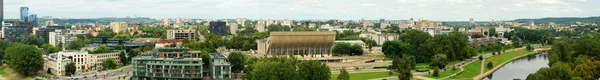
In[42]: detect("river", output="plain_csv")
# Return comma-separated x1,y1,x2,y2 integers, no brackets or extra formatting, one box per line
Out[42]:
484,52,549,80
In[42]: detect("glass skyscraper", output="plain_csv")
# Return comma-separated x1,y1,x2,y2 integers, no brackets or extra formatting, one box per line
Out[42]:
20,7,28,22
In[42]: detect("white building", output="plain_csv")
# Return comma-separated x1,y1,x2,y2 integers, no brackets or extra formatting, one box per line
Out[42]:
360,33,399,45
43,50,121,75
167,30,195,40
49,29,77,47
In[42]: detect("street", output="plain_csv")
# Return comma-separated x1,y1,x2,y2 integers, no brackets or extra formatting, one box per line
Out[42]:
51,65,132,80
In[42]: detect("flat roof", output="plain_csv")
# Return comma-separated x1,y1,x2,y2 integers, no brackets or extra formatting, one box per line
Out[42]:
270,31,336,36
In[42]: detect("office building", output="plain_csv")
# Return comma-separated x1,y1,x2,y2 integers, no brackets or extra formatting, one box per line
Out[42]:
257,31,336,58
43,52,72,76
20,7,28,22
1,0,3,31
3,26,29,42
43,50,121,73
209,21,226,36
29,14,37,26
132,48,204,79
209,53,231,79
167,30,195,40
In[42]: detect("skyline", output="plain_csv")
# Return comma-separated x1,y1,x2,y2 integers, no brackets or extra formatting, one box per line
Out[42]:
4,0,600,21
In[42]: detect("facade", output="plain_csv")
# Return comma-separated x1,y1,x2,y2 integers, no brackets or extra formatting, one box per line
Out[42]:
209,21,226,36
132,48,204,80
43,53,72,76
49,29,77,46
229,22,238,36
209,53,231,79
110,22,128,34
258,31,336,58
236,18,246,26
167,30,195,40
3,26,29,42
43,51,121,73
29,14,37,26
469,37,508,47
360,33,399,45
20,7,28,22
155,39,183,48
162,18,170,26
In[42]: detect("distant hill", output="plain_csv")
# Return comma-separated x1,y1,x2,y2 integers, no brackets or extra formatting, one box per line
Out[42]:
512,16,600,24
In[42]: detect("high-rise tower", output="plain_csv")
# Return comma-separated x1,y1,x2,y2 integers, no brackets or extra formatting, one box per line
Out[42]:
20,7,29,22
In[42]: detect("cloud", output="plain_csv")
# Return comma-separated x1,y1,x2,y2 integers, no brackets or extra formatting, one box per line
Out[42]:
3,0,599,21
535,0,566,5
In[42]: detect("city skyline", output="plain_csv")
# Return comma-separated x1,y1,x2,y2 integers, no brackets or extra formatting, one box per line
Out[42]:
3,0,600,21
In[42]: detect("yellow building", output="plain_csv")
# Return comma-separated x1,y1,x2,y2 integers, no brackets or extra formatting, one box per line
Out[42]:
110,22,128,34
258,31,336,58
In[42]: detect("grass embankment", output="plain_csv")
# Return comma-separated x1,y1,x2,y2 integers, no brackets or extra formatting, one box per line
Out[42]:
415,61,461,70
483,49,535,72
422,68,461,79
448,60,482,80
330,72,398,80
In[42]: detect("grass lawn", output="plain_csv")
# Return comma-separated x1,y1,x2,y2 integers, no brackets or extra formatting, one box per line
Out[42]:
115,64,129,69
0,68,6,76
415,63,433,70
541,45,553,48
422,68,461,79
484,49,535,72
449,60,482,80
330,71,398,80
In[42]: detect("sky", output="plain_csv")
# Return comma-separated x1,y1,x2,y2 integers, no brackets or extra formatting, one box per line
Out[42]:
4,0,600,21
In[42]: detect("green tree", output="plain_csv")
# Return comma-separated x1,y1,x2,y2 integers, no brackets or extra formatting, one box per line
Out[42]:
337,67,350,80
41,44,60,53
0,41,10,60
65,62,76,76
246,57,298,80
114,44,126,50
526,44,533,51
5,44,44,76
93,45,112,54
228,52,246,79
382,40,411,57
433,67,440,77
486,61,493,69
201,52,211,68
428,32,475,61
430,54,448,69
397,54,413,80
113,34,131,40
119,51,128,64
102,58,117,70
298,60,331,80
526,62,572,80
573,33,600,59
17,35,45,46
333,43,364,56
548,41,572,66
399,30,432,63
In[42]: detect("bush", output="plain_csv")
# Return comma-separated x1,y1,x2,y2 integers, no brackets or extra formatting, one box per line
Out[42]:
415,69,429,72
486,61,494,69
478,55,483,60
373,66,388,69
433,67,440,77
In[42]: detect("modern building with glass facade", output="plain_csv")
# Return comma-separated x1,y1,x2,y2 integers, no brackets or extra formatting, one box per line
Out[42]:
132,48,204,80
20,7,28,22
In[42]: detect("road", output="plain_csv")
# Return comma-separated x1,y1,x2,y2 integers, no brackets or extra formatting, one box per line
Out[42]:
50,65,133,80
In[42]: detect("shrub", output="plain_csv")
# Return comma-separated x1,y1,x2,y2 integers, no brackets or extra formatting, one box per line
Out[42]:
486,61,493,69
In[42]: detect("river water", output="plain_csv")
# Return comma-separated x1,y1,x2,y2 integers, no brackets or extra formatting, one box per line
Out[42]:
483,52,549,80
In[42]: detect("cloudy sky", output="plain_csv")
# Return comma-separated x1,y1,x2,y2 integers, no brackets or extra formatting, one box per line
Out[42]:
4,0,600,21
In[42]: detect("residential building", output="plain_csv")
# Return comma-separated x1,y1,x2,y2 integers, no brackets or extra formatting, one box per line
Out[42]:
256,20,266,32
110,22,128,34
210,21,227,36
469,37,508,47
282,19,292,27
155,39,183,48
360,33,399,45
43,50,121,73
167,30,195,40
209,53,232,79
1,0,3,31
230,23,238,36
236,18,246,26
49,29,77,46
257,31,336,58
20,7,28,22
132,48,204,79
162,18,170,26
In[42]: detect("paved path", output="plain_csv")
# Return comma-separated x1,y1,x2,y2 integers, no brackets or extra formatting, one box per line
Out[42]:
50,65,132,80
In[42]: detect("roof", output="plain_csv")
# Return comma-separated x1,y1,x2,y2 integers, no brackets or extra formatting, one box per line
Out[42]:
157,39,183,44
270,31,336,36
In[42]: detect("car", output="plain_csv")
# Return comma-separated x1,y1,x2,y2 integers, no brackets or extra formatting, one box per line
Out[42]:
111,73,115,76
119,69,123,72
83,75,87,78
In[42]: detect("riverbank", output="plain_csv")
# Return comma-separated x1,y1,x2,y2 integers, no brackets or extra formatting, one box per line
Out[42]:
474,49,538,80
